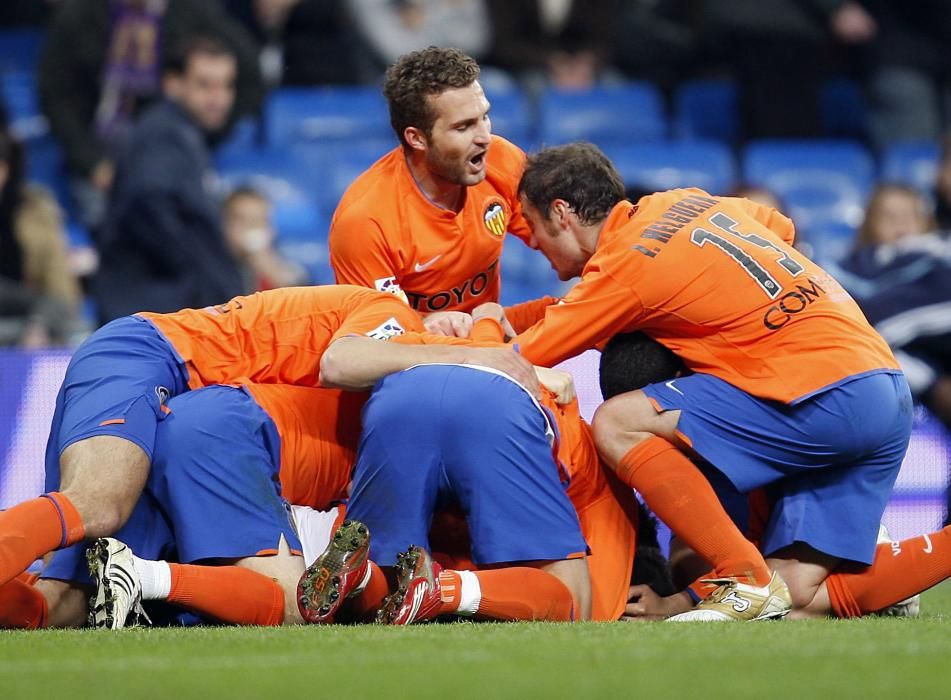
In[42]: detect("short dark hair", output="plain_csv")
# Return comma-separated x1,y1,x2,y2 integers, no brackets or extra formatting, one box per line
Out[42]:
164,35,235,76
519,143,625,225
223,184,268,210
599,332,686,400
383,47,480,148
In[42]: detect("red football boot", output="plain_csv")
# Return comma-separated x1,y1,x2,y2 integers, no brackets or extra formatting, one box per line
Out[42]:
297,520,370,623
377,545,444,625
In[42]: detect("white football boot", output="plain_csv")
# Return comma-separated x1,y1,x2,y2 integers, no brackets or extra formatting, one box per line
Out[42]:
87,538,152,629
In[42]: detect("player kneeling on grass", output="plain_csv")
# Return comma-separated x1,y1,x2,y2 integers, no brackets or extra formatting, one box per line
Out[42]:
601,332,951,621
510,144,915,621
1,382,362,629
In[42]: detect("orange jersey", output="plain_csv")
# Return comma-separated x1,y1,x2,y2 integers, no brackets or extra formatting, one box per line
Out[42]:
516,189,900,404
243,383,364,510
141,285,425,390
329,136,541,323
545,394,638,621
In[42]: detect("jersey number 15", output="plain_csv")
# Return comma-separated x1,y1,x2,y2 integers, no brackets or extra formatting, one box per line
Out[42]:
690,212,805,299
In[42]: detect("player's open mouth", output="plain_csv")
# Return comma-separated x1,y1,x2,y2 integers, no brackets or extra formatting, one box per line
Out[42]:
469,152,487,168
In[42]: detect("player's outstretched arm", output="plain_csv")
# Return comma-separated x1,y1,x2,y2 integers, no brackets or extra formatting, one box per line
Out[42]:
319,336,542,395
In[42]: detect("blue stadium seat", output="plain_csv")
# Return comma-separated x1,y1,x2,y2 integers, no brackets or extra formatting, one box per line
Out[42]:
2,69,46,140
484,88,533,150
880,141,940,193
0,30,43,73
276,208,334,284
821,77,867,140
601,141,737,195
66,222,93,249
265,86,390,146
798,221,857,264
216,147,326,243
499,234,560,293
292,139,394,213
538,83,665,147
742,140,874,230
672,80,738,144
214,117,261,160
23,136,70,212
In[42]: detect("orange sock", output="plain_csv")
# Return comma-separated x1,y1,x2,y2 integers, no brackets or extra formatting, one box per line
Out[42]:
0,575,48,629
438,568,575,621
167,564,284,626
687,568,720,602
826,526,951,618
0,493,85,587
615,437,771,586
347,562,389,621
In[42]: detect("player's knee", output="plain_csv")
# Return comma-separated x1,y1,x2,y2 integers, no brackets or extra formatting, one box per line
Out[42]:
592,394,653,465
58,486,136,537
83,502,134,538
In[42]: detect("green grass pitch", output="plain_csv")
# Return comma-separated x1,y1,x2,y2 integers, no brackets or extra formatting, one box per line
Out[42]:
3,582,951,699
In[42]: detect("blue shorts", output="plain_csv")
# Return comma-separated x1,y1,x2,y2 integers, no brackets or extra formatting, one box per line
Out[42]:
146,385,301,563
41,385,301,583
348,365,587,566
643,371,913,564
44,315,189,491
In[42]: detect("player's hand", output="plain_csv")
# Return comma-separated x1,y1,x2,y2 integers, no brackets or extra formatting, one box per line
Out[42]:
461,346,542,396
424,311,473,338
472,302,517,340
621,586,693,621
535,367,575,404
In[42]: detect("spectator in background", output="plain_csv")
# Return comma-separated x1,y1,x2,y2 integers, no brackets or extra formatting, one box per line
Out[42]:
700,0,875,140
38,0,263,232
94,36,243,324
222,186,308,292
863,1,951,150
347,0,491,76
224,0,368,87
829,184,951,446
0,118,80,347
486,0,619,94
855,183,934,247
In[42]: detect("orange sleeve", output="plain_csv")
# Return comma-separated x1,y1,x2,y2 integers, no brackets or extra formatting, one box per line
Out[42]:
391,321,506,348
470,317,506,343
727,197,797,247
328,209,399,288
504,295,559,334
513,270,643,367
330,296,425,342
